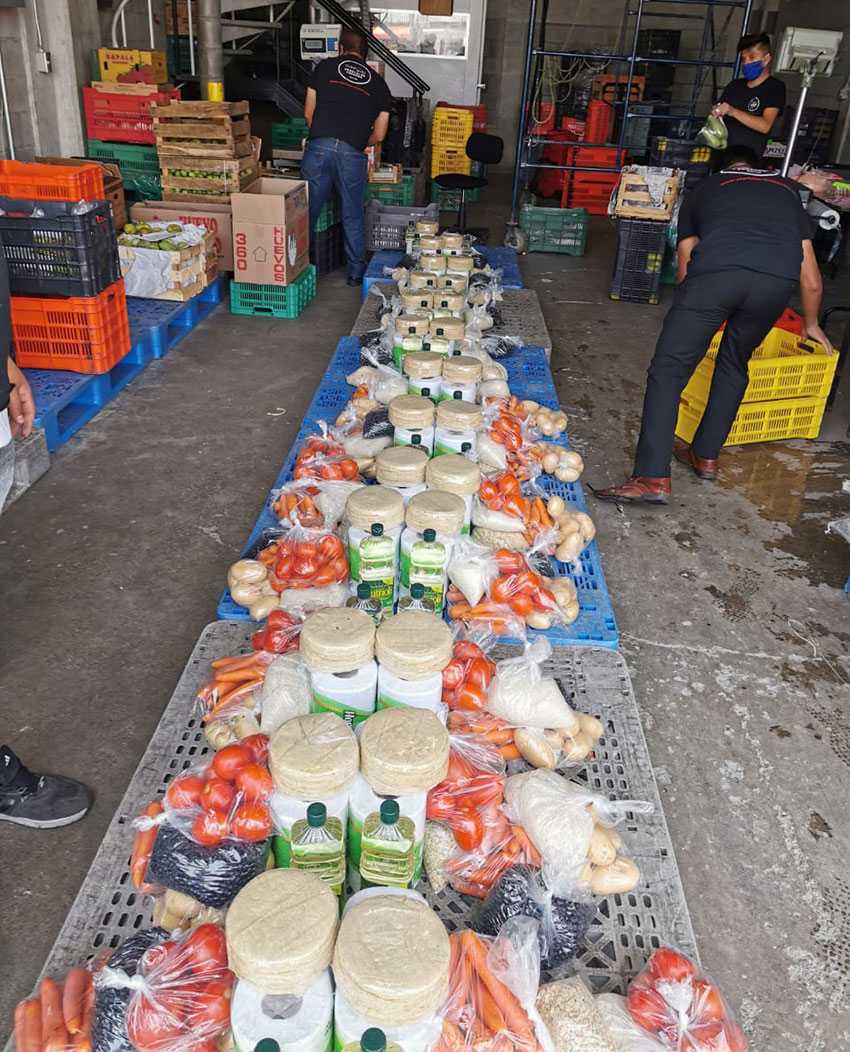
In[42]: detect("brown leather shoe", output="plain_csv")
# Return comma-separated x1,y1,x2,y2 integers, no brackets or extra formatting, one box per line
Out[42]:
673,439,718,480
591,477,671,504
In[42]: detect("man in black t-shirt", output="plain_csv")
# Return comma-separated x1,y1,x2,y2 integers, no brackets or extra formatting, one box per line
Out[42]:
717,32,785,160
593,147,833,505
302,27,392,285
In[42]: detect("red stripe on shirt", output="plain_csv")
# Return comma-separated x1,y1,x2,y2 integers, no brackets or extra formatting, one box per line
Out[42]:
328,78,371,97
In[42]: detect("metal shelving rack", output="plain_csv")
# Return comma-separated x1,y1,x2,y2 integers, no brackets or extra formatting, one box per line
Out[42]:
506,0,753,243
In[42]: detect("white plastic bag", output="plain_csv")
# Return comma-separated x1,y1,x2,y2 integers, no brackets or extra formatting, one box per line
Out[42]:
260,653,312,734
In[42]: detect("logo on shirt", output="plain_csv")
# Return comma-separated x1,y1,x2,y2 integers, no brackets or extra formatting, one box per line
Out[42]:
338,59,372,85
748,96,760,112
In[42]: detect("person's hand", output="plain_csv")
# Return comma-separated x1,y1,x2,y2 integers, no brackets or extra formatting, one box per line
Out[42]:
7,360,34,437
715,102,731,117
802,323,834,356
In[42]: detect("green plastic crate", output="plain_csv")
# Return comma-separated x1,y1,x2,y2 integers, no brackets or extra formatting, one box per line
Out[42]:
430,180,480,209
272,119,310,150
229,266,317,319
315,193,342,233
365,175,415,207
519,205,588,255
86,139,161,198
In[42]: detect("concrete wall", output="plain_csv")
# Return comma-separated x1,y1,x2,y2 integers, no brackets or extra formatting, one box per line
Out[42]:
0,0,100,159
772,1,850,115
481,0,745,170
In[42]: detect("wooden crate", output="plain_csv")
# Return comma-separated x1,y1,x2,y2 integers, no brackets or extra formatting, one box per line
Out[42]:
614,169,679,220
89,80,176,95
160,155,258,200
592,74,645,103
152,100,252,157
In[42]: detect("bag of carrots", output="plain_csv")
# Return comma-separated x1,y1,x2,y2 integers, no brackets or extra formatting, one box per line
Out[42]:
15,968,95,1052
196,650,275,724
434,920,554,1052
480,399,546,482
271,479,326,528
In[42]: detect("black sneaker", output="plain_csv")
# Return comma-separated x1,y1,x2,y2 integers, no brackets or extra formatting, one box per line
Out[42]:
0,746,93,829
347,276,362,287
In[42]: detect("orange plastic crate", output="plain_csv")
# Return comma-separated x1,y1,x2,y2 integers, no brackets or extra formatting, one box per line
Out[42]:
11,280,131,374
0,160,105,202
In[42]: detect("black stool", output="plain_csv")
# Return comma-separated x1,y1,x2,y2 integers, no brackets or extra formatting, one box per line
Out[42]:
435,132,504,234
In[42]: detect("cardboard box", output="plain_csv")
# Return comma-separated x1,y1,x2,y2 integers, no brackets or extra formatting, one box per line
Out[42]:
230,178,309,286
130,200,233,270
98,48,168,85
419,0,454,14
35,155,125,230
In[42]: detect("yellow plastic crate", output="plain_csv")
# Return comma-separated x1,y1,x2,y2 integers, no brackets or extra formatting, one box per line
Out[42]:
432,106,474,148
676,393,827,446
684,327,838,404
430,145,472,178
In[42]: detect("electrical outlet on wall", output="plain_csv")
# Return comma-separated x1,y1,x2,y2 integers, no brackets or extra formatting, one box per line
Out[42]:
37,49,51,73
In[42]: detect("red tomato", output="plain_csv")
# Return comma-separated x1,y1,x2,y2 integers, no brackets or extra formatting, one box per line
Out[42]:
454,641,483,661
449,806,484,852
446,750,475,783
489,576,515,604
192,809,230,847
466,657,492,690
235,764,273,804
127,997,184,1052
211,745,251,781
649,948,696,983
339,458,359,479
200,778,235,813
240,733,270,765
294,542,318,560
187,979,232,1033
442,660,465,689
165,776,205,811
479,480,499,502
681,1020,724,1049
509,593,534,617
456,685,487,711
231,802,273,842
691,979,726,1022
462,775,504,809
426,788,456,821
321,464,344,480
140,941,179,977
273,554,294,579
184,925,228,979
627,985,667,1032
318,534,344,561
292,556,318,579
312,564,337,586
331,556,349,581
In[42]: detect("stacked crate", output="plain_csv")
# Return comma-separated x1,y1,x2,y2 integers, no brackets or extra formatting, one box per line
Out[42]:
83,81,180,200
152,100,258,204
649,138,710,189
0,161,130,375
560,145,627,215
430,103,486,210
609,218,668,305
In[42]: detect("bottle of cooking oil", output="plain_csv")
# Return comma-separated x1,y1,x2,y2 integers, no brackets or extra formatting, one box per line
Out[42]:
358,523,396,611
408,528,446,613
397,582,436,614
290,802,345,896
359,799,415,888
342,1029,403,1052
346,581,383,624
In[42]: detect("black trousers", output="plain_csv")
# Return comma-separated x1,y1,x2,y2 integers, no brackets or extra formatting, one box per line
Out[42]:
633,268,795,478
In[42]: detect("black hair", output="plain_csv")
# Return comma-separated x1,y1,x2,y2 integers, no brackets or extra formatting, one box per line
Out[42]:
340,27,368,58
737,32,771,54
720,145,761,169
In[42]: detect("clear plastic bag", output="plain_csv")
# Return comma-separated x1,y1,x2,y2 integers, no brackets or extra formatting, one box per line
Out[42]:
92,929,170,1052
626,949,748,1051
427,726,506,853
271,480,327,528
96,925,233,1052
267,523,349,593
251,609,304,655
474,866,597,969
435,919,554,1052
259,652,312,735
443,802,541,899
196,650,275,723
358,327,395,367
596,994,667,1052
293,425,359,481
15,967,96,1052
698,111,728,150
441,636,499,711
536,977,616,1052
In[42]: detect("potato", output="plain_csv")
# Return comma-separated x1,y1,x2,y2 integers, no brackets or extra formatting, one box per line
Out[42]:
542,451,560,474
562,730,593,762
234,711,262,740
590,855,640,895
580,712,604,740
577,862,594,884
543,729,565,749
563,451,584,470
205,720,238,749
521,400,540,413
514,728,558,769
608,828,623,851
355,456,374,474
553,412,568,432
249,595,279,621
556,705,582,739
557,514,581,535
551,576,577,600
555,466,581,483
228,560,268,587
525,609,552,630
547,495,565,519
561,600,580,624
574,510,596,542
231,579,268,607
335,412,350,427
587,825,617,866
537,415,556,437
556,535,583,563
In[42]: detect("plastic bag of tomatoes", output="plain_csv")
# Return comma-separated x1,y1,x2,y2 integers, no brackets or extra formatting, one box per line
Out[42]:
627,949,748,1052
130,738,273,909
426,732,505,853
443,801,542,900
268,525,348,593
96,925,233,1052
293,428,359,482
441,637,498,712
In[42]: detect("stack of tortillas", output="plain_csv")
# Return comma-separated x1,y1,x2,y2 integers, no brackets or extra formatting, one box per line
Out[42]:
359,706,449,794
226,870,339,994
376,446,429,487
333,893,451,1025
375,610,453,679
269,713,359,798
300,608,375,672
426,453,480,496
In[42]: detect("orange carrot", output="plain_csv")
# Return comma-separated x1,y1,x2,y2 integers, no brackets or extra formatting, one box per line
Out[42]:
23,999,42,1052
462,932,535,1043
442,1021,466,1052
61,969,88,1036
535,498,552,529
130,801,162,889
511,826,541,865
205,680,261,720
215,668,264,683
473,974,507,1034
41,977,66,1052
14,1002,27,1052
210,653,262,671
497,743,522,759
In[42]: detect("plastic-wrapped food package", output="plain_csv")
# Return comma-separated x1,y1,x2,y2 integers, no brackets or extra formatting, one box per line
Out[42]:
362,405,393,440
260,652,312,735
15,967,96,1052
595,994,667,1052
271,480,327,528
196,651,274,724
268,525,349,593
488,638,578,730
474,865,597,968
252,610,304,655
92,929,169,1052
536,977,616,1052
447,536,499,608
359,327,394,366
443,802,541,899
294,428,360,481
437,918,554,1052
479,335,521,360
95,926,233,1052
440,637,498,712
626,949,748,1051
426,730,505,852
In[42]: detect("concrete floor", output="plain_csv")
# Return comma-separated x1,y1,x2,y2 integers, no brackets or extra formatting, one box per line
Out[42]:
1,188,850,1051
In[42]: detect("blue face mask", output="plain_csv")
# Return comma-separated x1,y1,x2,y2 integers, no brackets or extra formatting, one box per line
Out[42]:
742,58,764,80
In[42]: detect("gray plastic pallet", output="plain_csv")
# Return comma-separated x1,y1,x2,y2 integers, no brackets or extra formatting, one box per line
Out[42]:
351,284,552,354
5,623,696,1050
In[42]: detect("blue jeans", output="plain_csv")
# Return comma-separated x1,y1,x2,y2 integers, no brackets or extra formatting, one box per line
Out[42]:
302,137,368,280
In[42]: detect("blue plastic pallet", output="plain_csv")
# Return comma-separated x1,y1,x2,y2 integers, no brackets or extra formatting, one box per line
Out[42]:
127,274,225,359
362,246,523,300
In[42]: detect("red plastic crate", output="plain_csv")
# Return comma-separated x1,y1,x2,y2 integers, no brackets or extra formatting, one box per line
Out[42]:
560,117,586,140
0,160,104,202
83,86,181,145
585,100,613,144
11,279,131,373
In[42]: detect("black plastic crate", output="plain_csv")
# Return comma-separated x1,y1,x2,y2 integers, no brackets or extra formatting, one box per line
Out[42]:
0,197,121,296
311,222,345,277
649,137,711,171
637,28,681,59
610,218,668,305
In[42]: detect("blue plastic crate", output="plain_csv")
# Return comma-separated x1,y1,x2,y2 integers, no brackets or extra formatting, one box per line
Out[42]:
127,275,225,358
